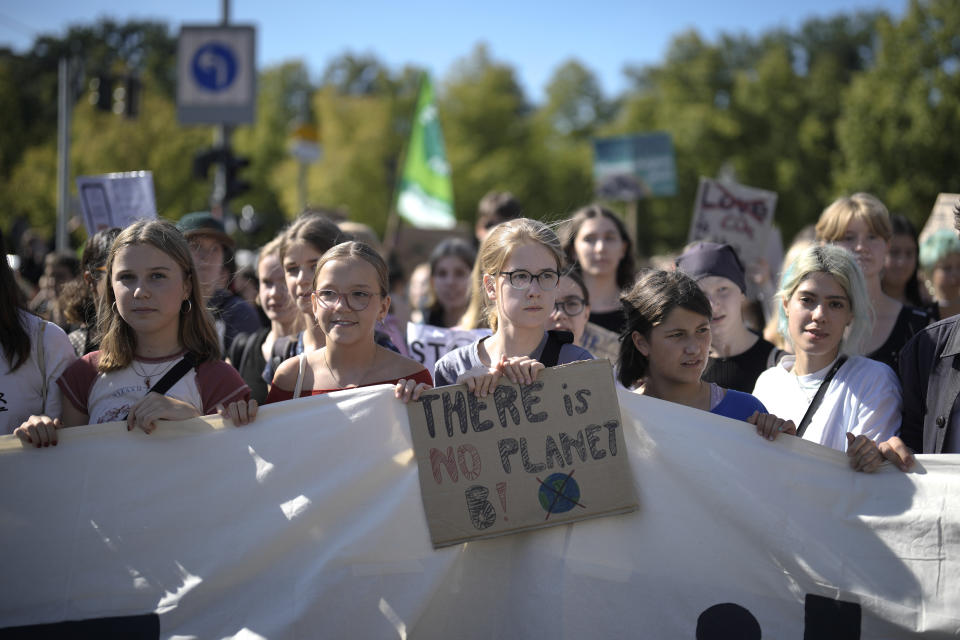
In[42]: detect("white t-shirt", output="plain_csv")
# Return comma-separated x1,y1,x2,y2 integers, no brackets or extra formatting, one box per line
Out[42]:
0,312,77,434
59,351,250,425
752,355,901,452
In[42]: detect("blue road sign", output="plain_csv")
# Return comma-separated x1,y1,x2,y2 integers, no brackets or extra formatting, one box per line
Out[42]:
192,43,238,92
177,25,256,124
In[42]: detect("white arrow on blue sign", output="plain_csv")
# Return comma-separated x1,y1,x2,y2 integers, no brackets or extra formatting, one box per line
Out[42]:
177,25,256,124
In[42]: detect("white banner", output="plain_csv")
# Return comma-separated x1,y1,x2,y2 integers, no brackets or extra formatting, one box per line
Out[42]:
1,387,958,638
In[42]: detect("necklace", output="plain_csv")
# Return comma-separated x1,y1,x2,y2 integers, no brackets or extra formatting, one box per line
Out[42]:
131,357,180,388
323,348,379,389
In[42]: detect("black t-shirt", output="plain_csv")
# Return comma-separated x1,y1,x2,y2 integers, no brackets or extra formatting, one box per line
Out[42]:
588,308,626,334
228,327,270,404
867,305,931,373
702,336,778,394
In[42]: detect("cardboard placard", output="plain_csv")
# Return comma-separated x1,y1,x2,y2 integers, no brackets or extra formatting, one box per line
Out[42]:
919,193,960,245
688,177,777,267
406,322,492,374
581,322,621,363
76,171,158,235
406,359,637,548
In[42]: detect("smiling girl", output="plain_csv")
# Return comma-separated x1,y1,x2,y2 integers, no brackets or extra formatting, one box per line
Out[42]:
15,220,255,446
261,214,344,385
434,218,593,393
228,235,302,403
265,241,430,401
752,245,902,471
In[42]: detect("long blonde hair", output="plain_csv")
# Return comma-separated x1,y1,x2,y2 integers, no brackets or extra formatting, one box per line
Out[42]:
462,218,565,332
97,220,219,371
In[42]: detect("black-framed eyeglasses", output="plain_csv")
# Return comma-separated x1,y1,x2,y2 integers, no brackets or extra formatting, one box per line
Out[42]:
496,269,560,291
553,296,586,317
314,289,381,311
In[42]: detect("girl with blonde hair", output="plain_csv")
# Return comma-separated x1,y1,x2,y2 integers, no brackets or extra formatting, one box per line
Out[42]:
816,193,929,370
16,220,255,446
752,244,902,471
434,218,593,393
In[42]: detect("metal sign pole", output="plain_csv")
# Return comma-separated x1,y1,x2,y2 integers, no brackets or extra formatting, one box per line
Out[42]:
211,0,232,219
56,57,72,252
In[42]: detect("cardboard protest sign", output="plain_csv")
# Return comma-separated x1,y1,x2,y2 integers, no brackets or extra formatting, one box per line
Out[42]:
919,193,960,245
688,177,777,266
76,171,158,235
406,359,637,548
406,323,492,373
581,322,620,363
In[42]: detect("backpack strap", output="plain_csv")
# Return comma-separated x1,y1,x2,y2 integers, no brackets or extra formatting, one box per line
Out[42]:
540,330,574,368
293,353,307,399
149,352,199,396
795,355,848,438
766,346,785,369
37,321,48,414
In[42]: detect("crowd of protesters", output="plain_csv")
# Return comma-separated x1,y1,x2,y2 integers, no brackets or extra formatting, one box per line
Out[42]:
8,188,960,475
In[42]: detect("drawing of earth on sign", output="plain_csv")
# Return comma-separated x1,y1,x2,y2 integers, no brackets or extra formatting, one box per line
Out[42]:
537,471,585,520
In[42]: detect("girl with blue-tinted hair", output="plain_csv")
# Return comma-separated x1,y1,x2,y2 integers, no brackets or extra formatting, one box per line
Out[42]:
919,228,960,321
752,244,902,472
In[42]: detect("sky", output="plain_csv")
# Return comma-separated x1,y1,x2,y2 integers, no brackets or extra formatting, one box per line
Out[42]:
0,0,909,103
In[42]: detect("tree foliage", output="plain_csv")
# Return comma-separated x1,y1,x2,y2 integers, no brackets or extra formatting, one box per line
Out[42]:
3,5,958,260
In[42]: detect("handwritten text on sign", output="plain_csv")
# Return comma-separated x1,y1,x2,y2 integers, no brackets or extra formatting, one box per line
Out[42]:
688,177,778,266
406,359,638,548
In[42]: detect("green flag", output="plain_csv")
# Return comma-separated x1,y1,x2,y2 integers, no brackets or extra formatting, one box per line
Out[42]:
396,74,455,229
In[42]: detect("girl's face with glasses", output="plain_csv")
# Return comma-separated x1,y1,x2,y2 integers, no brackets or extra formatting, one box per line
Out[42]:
312,258,389,346
484,242,560,331
547,276,590,345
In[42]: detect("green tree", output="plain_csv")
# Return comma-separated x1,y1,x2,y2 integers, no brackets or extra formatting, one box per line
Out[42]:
836,0,960,225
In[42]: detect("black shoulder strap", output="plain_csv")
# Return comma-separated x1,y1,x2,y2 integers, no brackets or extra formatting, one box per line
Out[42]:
540,330,574,368
149,352,198,396
795,355,848,438
228,331,249,366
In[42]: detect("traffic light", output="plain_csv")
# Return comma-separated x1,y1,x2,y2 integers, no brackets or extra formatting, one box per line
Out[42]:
224,153,251,203
192,147,251,205
124,76,140,118
193,147,227,180
90,75,113,112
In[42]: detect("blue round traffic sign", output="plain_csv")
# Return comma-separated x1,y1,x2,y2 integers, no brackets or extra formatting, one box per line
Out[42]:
191,42,238,91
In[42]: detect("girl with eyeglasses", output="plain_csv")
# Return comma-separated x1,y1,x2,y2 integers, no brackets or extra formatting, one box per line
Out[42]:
546,270,591,346
265,242,431,402
434,218,593,394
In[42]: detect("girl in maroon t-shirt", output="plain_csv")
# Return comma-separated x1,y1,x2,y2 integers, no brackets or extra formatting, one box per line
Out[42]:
16,220,255,447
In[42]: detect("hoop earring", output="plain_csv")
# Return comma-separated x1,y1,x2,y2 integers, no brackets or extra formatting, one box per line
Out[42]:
111,301,118,314
181,299,193,314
